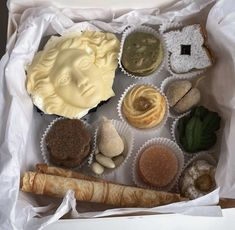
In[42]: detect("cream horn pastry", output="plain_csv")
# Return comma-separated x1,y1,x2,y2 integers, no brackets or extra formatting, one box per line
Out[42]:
21,172,187,208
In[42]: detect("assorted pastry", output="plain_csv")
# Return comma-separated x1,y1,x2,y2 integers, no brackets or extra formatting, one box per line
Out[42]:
121,29,164,76
137,143,179,188
91,117,130,175
121,85,167,129
163,24,214,74
44,118,91,168
176,106,221,153
21,164,187,208
21,22,223,211
26,31,120,119
166,80,201,114
179,159,216,199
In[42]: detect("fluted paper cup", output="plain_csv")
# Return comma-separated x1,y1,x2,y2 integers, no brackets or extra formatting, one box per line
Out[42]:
88,119,134,177
160,75,202,118
118,25,167,80
171,113,217,160
132,137,184,192
178,152,217,199
40,117,94,169
117,83,169,133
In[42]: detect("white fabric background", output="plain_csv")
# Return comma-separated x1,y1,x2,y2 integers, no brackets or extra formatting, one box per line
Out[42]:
1,0,235,229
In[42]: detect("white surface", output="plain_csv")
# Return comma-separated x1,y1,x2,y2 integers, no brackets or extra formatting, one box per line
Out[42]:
8,0,178,10
1,0,235,229
44,208,235,230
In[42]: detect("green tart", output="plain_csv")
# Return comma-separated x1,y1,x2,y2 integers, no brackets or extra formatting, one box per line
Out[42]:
121,32,164,76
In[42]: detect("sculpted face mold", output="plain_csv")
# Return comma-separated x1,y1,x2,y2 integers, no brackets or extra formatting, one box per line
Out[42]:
26,31,120,118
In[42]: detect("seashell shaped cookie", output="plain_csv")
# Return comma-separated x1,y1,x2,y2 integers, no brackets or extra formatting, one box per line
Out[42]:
164,24,213,74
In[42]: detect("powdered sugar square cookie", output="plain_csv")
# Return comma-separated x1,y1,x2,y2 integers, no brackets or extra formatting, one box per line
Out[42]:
164,24,213,74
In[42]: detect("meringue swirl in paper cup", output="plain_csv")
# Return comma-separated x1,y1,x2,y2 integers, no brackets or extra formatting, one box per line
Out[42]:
88,119,134,177
118,25,167,80
117,83,169,133
132,137,184,191
40,117,95,169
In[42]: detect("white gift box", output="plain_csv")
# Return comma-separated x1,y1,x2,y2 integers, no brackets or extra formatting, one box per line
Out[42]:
1,0,235,229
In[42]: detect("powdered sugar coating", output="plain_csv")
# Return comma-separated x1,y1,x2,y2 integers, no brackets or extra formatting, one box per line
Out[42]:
180,160,216,199
164,25,213,73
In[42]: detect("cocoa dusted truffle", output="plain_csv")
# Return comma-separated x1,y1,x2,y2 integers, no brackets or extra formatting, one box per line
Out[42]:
45,119,91,168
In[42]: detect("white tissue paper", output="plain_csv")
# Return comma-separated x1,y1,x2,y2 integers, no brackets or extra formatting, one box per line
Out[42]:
1,0,235,229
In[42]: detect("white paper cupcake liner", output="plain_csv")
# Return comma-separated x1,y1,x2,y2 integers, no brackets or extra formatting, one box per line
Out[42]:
171,113,218,159
118,25,167,80
88,119,134,177
160,75,202,119
132,137,185,192
117,83,169,133
183,152,217,171
178,152,217,197
161,22,207,79
159,21,183,34
40,117,95,169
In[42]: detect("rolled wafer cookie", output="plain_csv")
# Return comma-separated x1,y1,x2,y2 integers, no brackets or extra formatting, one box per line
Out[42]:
21,172,187,208
36,163,102,182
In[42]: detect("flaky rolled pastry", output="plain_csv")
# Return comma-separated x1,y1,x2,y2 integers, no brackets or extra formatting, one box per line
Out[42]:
21,172,186,208
36,163,102,182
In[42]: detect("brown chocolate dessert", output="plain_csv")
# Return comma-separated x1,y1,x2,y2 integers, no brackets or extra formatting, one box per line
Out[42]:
138,144,178,187
45,119,91,168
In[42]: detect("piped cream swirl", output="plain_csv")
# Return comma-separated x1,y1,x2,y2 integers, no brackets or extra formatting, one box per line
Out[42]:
122,85,166,129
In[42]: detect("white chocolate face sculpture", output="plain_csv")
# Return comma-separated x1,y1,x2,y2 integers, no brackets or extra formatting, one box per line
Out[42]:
26,31,120,118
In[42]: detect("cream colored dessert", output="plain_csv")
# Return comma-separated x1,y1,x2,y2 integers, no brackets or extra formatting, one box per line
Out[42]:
180,160,216,199
26,31,120,118
166,80,201,113
122,85,166,129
